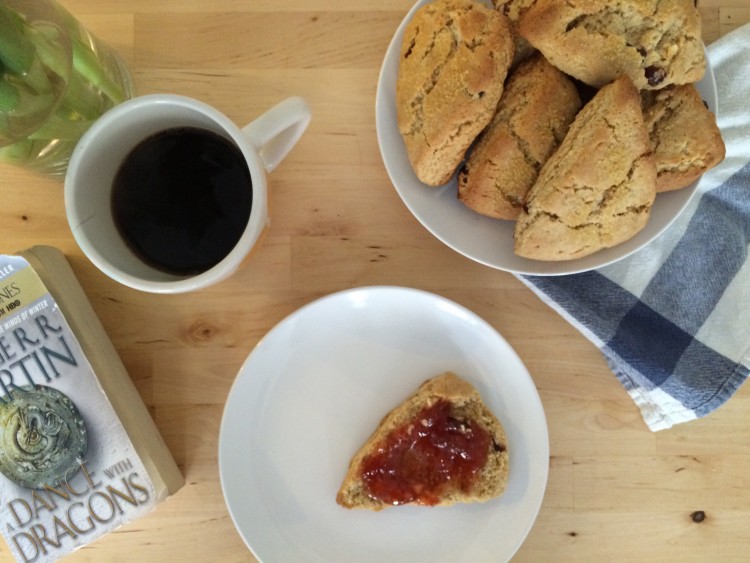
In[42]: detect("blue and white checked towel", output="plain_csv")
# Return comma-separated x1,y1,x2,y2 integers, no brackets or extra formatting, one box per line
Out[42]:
519,24,750,431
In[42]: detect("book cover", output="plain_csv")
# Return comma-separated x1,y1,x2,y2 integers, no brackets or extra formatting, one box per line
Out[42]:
0,248,182,562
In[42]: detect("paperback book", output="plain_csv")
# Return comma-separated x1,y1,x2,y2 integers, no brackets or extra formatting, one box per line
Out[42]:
0,246,183,562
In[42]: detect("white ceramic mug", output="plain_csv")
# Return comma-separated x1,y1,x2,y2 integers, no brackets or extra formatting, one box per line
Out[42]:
64,94,311,293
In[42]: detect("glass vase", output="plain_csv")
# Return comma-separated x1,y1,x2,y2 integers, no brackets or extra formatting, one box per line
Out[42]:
0,0,134,178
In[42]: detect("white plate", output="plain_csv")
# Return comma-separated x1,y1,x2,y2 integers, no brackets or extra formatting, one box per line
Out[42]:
219,286,549,563
376,0,719,276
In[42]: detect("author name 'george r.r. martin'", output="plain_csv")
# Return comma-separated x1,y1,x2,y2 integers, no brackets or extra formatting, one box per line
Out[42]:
0,311,75,400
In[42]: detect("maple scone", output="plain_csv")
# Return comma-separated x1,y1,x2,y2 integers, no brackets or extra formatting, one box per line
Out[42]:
458,54,581,220
517,0,705,90
396,0,514,186
336,372,509,510
514,75,657,261
642,84,726,192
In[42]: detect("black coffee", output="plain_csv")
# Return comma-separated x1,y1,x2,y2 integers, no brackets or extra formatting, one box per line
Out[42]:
111,127,252,276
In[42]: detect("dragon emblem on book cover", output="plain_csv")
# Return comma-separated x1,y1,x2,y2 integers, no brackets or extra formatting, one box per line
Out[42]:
0,385,87,489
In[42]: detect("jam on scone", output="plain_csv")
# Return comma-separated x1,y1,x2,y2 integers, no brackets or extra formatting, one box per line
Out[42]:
336,372,509,510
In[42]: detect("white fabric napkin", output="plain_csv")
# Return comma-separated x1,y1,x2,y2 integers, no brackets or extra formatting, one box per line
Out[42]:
518,24,750,431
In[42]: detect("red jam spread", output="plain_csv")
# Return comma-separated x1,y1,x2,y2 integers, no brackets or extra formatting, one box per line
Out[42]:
360,399,492,506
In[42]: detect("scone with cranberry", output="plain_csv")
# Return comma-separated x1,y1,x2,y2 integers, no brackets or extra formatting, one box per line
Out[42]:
518,0,705,89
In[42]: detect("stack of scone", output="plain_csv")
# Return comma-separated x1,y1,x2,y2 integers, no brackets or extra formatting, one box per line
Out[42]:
396,0,725,261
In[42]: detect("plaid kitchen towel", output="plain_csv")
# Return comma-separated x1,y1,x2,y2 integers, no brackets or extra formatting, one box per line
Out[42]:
518,24,750,431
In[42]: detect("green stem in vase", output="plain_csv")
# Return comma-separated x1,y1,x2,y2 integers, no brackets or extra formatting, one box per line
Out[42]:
31,24,101,120
0,5,35,76
54,3,127,105
0,79,21,112
0,12,54,99
70,37,126,105
28,112,93,140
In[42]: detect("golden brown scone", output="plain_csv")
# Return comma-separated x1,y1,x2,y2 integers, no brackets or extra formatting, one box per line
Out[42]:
517,0,705,90
458,54,582,219
396,0,515,186
492,0,538,66
642,84,726,192
336,372,509,511
514,75,657,261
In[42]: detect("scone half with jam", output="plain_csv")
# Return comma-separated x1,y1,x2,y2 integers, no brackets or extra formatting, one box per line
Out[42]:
336,372,509,510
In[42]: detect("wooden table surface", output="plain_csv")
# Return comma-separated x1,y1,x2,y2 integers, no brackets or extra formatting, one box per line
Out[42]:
2,1,749,561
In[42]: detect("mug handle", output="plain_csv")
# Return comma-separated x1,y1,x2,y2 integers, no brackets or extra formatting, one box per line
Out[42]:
242,96,311,172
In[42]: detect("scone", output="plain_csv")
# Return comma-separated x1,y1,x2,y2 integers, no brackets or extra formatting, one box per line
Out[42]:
458,54,582,219
492,0,538,66
514,75,657,261
397,0,515,186
517,0,706,89
336,372,509,511
642,84,725,192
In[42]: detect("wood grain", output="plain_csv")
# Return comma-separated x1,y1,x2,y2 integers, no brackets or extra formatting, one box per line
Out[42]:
2,1,749,561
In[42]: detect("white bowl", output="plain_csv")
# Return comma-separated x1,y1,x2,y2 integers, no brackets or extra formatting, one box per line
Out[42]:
376,0,719,276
